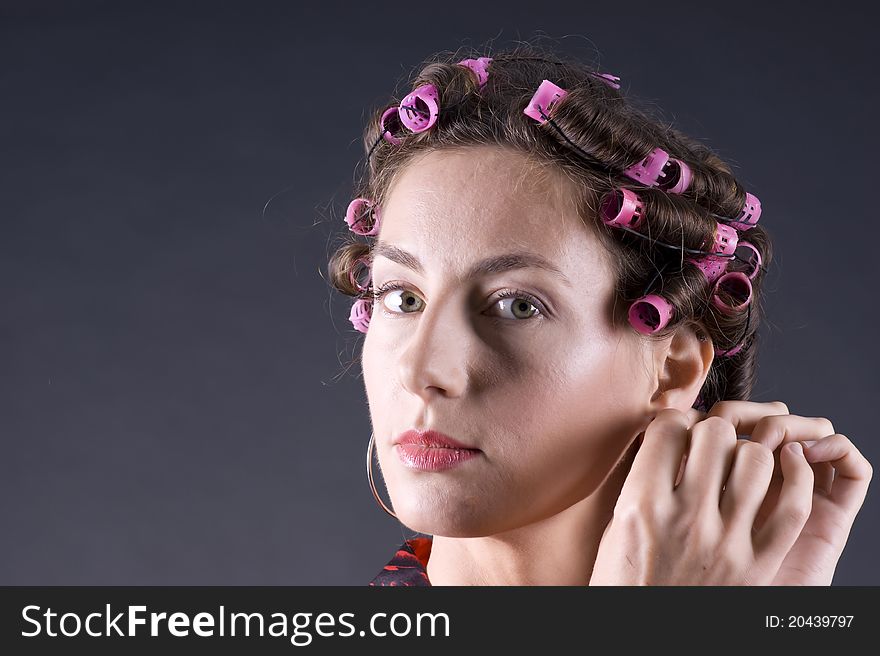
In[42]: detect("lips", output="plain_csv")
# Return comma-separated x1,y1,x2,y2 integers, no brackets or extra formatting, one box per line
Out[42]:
393,429,479,451
393,429,481,472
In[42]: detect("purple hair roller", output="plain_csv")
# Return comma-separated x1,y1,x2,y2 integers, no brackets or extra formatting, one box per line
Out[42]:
523,79,569,124
712,271,752,314
398,84,439,133
457,57,493,89
349,298,372,334
345,197,382,237
600,187,645,229
380,106,403,145
628,294,675,335
728,192,762,231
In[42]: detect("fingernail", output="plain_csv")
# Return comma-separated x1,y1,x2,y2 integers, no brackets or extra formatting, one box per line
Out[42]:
787,442,804,455
802,440,818,449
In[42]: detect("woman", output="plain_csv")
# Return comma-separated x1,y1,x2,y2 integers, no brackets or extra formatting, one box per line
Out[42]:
327,43,872,585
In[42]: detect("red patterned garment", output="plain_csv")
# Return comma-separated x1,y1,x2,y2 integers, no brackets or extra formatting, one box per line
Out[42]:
369,536,433,586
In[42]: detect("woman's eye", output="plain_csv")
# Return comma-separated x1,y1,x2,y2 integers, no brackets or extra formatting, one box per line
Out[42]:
492,295,540,320
381,288,424,314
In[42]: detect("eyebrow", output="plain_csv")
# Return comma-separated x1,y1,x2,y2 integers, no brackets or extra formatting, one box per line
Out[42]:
371,241,571,286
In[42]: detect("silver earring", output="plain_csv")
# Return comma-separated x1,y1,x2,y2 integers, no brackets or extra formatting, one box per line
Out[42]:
366,431,398,519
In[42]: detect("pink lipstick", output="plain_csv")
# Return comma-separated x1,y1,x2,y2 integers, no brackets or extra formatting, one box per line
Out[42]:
393,429,481,471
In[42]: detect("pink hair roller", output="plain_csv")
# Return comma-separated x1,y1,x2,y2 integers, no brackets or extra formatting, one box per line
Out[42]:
736,241,762,279
728,192,762,231
457,57,493,89
349,254,372,293
711,271,752,314
623,147,672,187
345,197,382,237
398,84,439,133
715,342,744,358
349,298,372,334
600,187,645,229
588,71,621,90
687,222,739,284
523,79,568,124
628,294,675,335
380,106,403,145
624,147,691,194
658,158,692,194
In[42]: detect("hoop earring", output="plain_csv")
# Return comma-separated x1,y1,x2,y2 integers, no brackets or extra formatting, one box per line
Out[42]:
366,431,398,519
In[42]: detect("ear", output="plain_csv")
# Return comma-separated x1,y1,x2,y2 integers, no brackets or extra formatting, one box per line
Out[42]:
647,324,714,413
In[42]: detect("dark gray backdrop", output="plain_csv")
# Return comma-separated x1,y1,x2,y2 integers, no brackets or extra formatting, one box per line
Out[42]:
1,0,877,584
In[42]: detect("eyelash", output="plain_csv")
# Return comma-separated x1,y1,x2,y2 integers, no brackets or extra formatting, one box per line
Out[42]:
370,281,546,320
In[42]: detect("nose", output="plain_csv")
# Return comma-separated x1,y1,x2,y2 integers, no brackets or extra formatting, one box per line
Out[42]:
397,300,469,401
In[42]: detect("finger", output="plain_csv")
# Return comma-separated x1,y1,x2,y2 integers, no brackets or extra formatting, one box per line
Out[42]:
710,404,835,498
627,408,691,497
810,461,836,496
803,434,873,513
676,417,738,507
673,408,706,487
706,400,791,437
748,414,836,454
647,408,706,486
746,414,836,495
675,451,687,487
754,442,814,563
621,430,645,473
685,407,707,429
720,440,775,531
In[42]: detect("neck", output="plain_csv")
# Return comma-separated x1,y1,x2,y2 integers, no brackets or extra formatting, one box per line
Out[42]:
424,435,639,586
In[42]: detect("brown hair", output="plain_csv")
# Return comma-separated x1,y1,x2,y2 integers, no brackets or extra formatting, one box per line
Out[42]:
327,41,773,411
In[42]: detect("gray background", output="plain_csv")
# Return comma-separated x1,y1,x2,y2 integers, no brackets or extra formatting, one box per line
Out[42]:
1,0,877,584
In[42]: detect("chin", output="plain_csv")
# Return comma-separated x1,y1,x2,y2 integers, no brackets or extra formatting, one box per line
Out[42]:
399,517,490,538
391,493,499,537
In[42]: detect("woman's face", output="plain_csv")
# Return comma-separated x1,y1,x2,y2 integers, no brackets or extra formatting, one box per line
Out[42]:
362,145,658,537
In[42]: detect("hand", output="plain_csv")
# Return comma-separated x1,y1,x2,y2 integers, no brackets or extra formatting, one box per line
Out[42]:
590,405,818,585
705,401,873,585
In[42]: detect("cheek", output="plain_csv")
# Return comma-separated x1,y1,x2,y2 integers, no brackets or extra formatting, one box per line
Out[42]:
361,326,413,441
361,319,395,382
361,329,388,430
503,334,650,492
